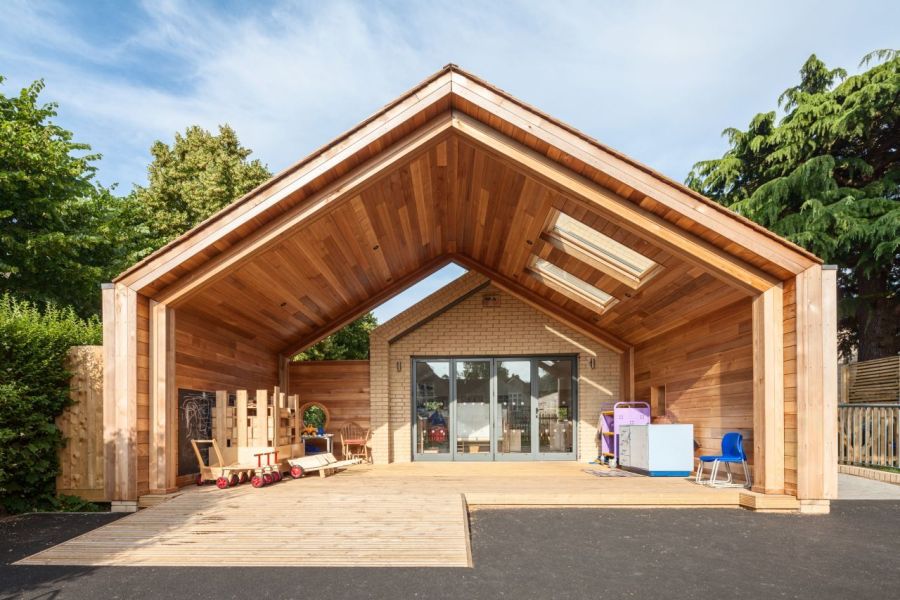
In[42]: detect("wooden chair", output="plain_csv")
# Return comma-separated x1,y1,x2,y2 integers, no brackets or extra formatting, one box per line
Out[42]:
340,422,371,462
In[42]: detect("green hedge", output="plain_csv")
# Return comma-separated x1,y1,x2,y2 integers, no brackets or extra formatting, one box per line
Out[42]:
0,294,101,513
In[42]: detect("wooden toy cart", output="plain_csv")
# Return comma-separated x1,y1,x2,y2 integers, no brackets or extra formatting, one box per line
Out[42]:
192,387,308,489
192,439,261,489
288,453,363,479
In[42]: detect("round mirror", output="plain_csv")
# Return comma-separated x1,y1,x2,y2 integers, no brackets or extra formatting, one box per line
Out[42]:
300,402,330,432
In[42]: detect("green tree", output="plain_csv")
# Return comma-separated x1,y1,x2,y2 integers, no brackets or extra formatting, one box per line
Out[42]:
128,124,377,360
687,51,899,360
294,313,378,361
126,124,272,257
0,76,123,317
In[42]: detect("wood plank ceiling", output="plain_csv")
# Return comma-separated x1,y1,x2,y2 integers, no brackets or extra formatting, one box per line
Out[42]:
177,134,749,354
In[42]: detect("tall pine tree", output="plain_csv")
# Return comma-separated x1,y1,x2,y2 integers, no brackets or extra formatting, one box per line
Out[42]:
687,51,899,360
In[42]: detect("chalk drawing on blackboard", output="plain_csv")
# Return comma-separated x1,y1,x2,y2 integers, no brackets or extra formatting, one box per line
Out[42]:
178,389,214,477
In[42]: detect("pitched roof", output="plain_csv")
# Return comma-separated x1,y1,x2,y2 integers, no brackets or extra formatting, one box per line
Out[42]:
115,64,817,289
111,65,822,356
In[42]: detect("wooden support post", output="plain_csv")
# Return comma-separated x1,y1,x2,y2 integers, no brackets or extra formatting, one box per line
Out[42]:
148,301,176,493
102,283,138,503
821,266,839,499
752,283,785,494
278,354,289,395
796,264,838,506
290,394,301,444
272,386,281,447
254,390,268,445
236,390,248,447
215,391,228,455
620,348,635,402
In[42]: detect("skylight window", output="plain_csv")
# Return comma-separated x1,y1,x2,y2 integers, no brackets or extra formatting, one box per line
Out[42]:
528,257,617,312
547,212,660,288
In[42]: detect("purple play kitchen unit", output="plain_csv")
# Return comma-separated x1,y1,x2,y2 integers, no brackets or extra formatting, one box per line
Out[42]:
599,401,695,476
598,401,650,467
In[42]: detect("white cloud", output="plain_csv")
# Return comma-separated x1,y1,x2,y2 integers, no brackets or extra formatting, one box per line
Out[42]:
3,0,897,189
2,0,897,309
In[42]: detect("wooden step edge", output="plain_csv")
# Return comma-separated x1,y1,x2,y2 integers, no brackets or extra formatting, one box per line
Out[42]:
739,492,800,511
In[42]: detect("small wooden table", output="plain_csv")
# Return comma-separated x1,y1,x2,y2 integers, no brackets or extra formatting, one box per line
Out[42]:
302,434,333,455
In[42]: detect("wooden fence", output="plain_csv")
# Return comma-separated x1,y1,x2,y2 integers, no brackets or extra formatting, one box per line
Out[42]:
57,351,373,498
838,403,900,468
289,360,370,458
57,346,106,501
839,356,899,404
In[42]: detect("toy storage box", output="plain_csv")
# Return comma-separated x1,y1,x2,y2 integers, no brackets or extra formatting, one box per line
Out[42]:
618,424,694,476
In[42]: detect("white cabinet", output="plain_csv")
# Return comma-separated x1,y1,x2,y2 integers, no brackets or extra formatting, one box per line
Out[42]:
619,424,694,476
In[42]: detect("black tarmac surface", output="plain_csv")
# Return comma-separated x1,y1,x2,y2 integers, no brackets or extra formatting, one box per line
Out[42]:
2,502,898,599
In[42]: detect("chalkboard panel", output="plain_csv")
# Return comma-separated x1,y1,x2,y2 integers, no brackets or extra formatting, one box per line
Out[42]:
178,389,214,477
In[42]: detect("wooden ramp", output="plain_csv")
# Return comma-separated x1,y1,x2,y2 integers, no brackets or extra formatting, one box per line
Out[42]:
18,484,472,567
20,462,761,568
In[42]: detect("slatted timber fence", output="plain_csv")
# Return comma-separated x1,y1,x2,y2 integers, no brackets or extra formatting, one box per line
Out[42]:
57,346,107,501
838,403,900,469
289,360,370,459
839,356,899,404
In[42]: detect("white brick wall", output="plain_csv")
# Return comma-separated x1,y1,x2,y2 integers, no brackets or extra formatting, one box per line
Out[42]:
370,273,620,463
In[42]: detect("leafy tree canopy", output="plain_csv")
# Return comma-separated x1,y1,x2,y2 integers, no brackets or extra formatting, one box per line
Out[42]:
687,51,899,360
0,76,125,317
294,313,378,361
127,126,378,361
125,124,272,258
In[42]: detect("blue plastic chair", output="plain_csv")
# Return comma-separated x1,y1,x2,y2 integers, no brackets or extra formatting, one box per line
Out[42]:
695,432,752,488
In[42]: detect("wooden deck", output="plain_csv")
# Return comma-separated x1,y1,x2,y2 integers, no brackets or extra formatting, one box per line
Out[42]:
344,462,744,506
20,462,763,568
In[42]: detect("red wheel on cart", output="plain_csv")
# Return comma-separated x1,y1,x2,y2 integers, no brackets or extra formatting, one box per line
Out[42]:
229,474,239,487
196,474,204,486
263,472,274,485
215,476,229,489
251,475,265,488
239,472,248,484
290,465,304,479
272,471,282,482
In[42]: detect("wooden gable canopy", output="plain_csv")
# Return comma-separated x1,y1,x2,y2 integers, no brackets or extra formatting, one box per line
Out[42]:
114,65,819,357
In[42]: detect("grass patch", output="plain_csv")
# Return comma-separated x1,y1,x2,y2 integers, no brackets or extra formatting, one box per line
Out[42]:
843,463,900,475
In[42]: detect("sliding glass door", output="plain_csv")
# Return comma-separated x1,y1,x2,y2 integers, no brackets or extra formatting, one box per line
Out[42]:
536,358,575,458
412,356,577,461
496,359,532,458
454,359,492,460
414,360,451,457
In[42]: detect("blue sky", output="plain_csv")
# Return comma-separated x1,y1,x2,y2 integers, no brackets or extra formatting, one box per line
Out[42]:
3,0,897,321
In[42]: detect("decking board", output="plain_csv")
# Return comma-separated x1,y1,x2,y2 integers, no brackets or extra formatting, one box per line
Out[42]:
21,462,746,568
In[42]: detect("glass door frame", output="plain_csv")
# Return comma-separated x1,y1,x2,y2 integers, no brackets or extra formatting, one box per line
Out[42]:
532,357,579,460
411,355,579,462
411,359,453,461
451,358,493,462
494,357,537,462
